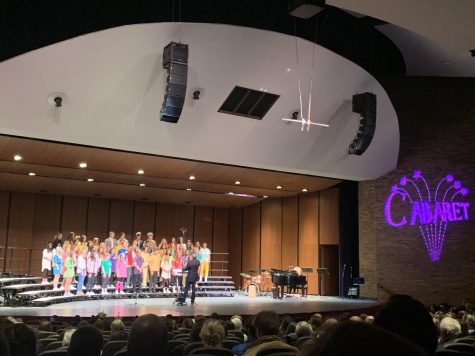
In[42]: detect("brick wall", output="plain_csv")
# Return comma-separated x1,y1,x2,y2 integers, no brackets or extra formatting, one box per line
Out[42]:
359,77,475,305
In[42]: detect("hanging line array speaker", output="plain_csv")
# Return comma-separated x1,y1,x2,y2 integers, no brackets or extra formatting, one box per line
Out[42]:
160,42,189,123
348,92,376,155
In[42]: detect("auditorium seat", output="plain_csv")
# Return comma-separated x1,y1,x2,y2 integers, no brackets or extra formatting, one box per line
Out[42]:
455,337,475,345
222,339,240,349
39,350,68,356
190,347,234,356
102,340,128,356
183,341,204,355
45,341,64,350
255,346,299,356
168,339,188,352
443,343,475,356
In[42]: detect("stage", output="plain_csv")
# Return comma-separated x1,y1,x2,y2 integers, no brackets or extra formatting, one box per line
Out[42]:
0,295,379,318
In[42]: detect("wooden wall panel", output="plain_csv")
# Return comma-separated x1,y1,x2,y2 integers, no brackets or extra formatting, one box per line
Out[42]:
33,194,62,249
298,193,319,294
281,196,298,270
260,198,282,270
242,203,261,272
194,206,213,248
0,191,10,247
7,192,36,273
61,196,88,236
86,198,109,240
212,208,228,253
133,201,156,235
319,188,339,245
156,203,175,240
228,208,242,288
109,200,134,237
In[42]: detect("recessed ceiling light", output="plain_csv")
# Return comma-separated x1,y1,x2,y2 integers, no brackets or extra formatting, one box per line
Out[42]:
140,183,146,187
302,188,308,192
87,178,94,182
28,172,35,176
263,195,268,199
276,185,282,190
189,175,196,180
79,162,87,168
229,192,234,195
13,154,22,161
286,67,292,72
186,188,192,191
138,169,145,175
235,181,241,185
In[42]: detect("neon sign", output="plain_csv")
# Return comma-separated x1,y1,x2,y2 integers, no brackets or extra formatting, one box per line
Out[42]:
384,170,469,262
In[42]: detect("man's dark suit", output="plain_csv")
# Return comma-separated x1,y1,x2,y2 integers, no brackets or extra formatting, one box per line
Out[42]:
183,258,200,303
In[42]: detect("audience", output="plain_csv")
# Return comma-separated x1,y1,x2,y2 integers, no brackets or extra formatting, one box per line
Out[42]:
438,316,462,345
38,320,52,332
0,330,10,356
110,318,129,341
4,323,36,356
295,321,313,338
62,328,76,347
127,314,168,356
68,325,103,356
200,318,226,347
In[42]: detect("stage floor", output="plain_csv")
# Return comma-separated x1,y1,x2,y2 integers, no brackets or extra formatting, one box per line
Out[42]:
0,295,379,318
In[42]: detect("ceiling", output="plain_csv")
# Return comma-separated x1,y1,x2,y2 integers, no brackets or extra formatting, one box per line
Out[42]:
0,22,399,181
0,135,339,207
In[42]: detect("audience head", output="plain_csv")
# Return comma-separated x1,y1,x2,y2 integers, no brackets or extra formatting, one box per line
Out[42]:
253,311,281,337
111,318,125,332
190,318,206,342
230,315,243,331
439,317,462,341
62,328,76,347
296,321,313,338
374,294,437,354
200,318,226,347
38,319,52,331
127,314,168,356
4,323,36,356
0,330,10,356
182,318,194,329
313,322,427,356
68,325,103,356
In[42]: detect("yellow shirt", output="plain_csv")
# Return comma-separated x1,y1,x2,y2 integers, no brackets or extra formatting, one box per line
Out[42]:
142,252,150,268
149,253,161,272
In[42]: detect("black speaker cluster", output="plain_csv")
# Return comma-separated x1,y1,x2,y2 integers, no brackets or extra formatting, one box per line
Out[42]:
160,42,189,123
348,92,376,155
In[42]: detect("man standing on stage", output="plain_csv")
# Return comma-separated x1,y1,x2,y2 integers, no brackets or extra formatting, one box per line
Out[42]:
105,231,117,253
182,253,200,304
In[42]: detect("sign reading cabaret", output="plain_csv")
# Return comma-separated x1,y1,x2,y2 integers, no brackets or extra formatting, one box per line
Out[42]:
384,170,469,262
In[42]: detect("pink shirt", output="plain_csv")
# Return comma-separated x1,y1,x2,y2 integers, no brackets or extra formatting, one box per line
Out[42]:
86,255,102,274
116,259,127,278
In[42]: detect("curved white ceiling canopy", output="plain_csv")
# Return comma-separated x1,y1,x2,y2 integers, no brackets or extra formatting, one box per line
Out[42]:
328,0,475,52
0,23,399,181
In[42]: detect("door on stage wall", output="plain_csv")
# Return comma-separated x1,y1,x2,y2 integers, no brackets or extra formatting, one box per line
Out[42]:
319,245,339,296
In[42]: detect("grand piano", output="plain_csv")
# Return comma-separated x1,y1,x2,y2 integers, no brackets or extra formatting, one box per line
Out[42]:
270,268,307,299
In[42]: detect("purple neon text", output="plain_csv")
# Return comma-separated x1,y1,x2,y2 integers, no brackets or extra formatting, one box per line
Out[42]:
385,191,469,227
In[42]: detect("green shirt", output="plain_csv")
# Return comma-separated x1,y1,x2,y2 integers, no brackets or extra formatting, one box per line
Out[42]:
101,259,112,275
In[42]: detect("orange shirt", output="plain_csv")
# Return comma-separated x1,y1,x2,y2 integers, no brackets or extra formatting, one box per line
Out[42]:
149,253,161,272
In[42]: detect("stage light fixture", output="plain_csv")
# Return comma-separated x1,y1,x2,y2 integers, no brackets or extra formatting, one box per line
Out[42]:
189,175,196,180
138,169,145,175
29,172,36,176
276,185,282,190
140,183,146,187
79,162,87,168
186,188,192,191
302,188,308,192
13,154,22,161
87,178,94,182
235,181,241,185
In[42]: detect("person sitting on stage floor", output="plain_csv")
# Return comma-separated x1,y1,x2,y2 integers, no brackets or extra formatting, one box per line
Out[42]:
127,314,168,356
182,253,200,305
200,319,226,348
243,311,298,356
68,325,103,356
132,248,144,294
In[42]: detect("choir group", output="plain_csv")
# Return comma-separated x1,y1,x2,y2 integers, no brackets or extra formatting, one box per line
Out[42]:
40,231,212,297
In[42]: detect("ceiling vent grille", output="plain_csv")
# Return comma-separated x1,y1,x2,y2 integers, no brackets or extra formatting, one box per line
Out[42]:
218,86,279,120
